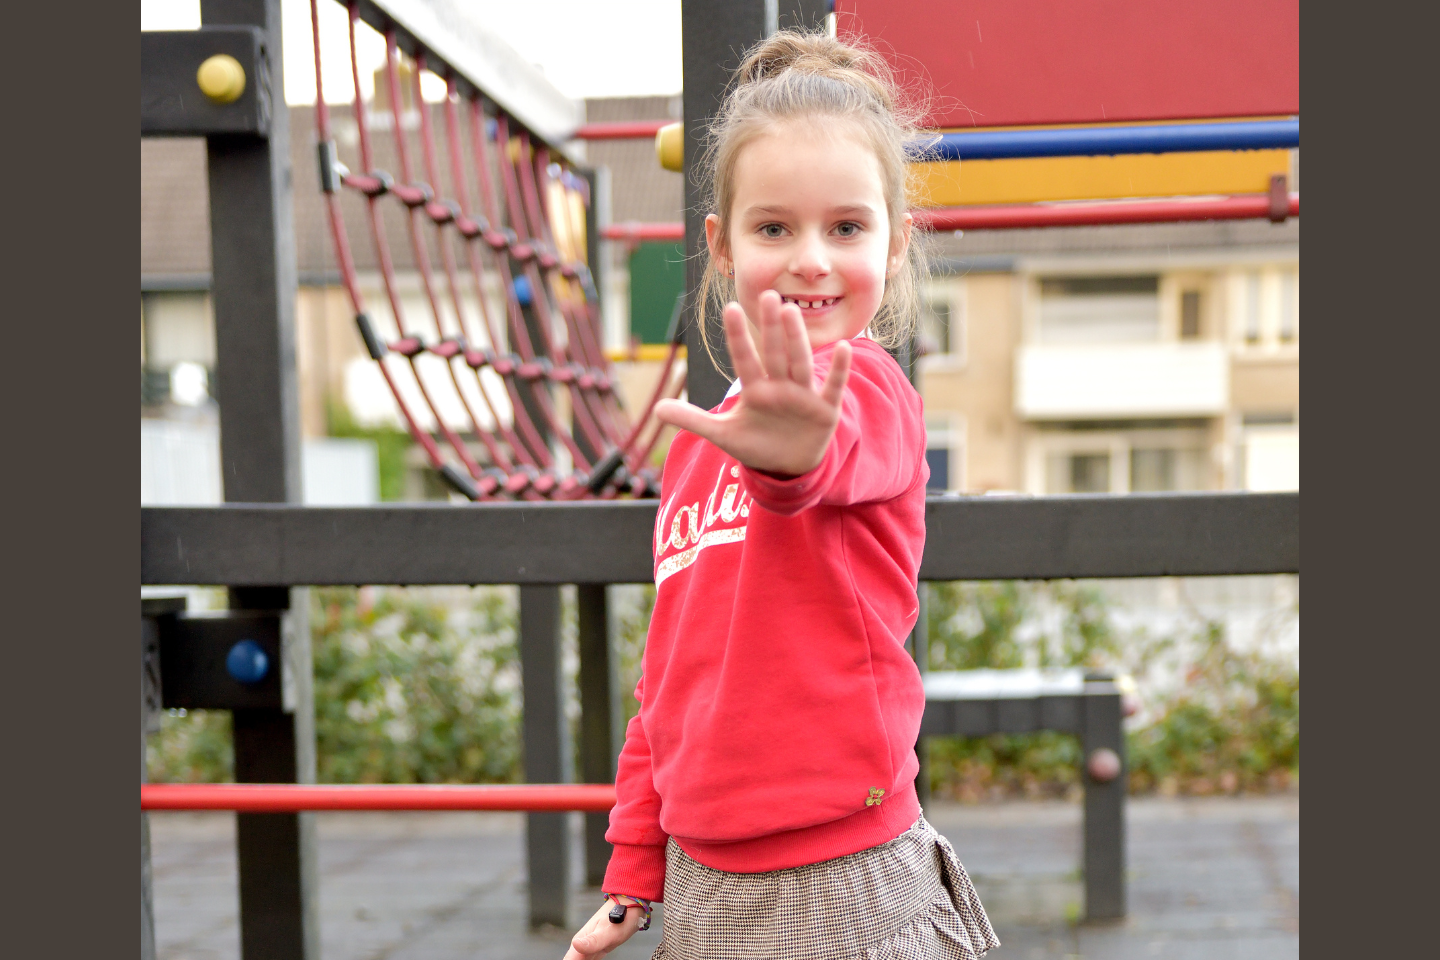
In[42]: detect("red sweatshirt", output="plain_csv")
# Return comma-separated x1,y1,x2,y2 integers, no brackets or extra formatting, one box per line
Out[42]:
602,338,930,902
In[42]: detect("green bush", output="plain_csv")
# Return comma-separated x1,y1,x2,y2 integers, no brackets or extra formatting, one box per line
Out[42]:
1125,622,1299,796
311,586,524,784
147,708,233,783
326,399,412,501
922,580,1298,800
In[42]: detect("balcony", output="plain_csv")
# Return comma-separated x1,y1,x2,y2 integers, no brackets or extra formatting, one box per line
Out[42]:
1016,342,1229,419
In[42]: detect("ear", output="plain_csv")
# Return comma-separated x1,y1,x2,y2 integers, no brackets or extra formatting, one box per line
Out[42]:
887,211,914,278
705,213,730,276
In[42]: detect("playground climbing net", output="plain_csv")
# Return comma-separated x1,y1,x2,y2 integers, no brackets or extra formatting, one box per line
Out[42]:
308,0,684,501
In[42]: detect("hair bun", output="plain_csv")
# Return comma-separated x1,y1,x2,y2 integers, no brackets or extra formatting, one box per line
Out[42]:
735,30,895,109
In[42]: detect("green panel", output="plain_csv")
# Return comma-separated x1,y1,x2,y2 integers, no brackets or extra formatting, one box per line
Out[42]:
628,242,687,345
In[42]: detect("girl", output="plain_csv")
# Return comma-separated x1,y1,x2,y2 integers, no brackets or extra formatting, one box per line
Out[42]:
565,29,997,960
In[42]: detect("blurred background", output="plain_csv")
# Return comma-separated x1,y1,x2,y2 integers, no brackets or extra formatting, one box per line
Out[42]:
142,1,1298,957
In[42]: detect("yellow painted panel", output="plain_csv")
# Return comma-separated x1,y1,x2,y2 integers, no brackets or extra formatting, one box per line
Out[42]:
607,344,686,363
911,149,1290,207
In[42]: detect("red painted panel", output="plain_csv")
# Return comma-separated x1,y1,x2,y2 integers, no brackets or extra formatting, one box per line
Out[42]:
839,1,1298,128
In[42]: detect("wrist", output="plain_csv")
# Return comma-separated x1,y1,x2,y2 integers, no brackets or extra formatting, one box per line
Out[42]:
602,893,653,931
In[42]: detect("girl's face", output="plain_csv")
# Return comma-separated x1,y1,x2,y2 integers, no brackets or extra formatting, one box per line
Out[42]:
707,119,911,351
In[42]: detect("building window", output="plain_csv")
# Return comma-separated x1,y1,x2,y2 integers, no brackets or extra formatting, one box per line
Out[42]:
926,448,950,491
918,280,966,365
1068,453,1111,493
1130,447,1208,492
1180,290,1202,340
1243,271,1262,343
141,291,216,408
1279,270,1298,343
1031,422,1210,495
1238,413,1299,491
925,416,965,492
921,296,950,356
1037,275,1160,343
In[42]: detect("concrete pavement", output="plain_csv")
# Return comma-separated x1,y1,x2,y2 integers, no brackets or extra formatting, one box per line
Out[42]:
149,794,1298,960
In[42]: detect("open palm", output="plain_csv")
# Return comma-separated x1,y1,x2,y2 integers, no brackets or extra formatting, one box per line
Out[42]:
655,290,852,476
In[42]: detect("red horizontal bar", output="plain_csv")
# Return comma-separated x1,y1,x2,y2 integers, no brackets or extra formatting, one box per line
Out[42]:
141,783,617,813
601,221,686,242
599,194,1299,244
572,120,669,141
914,193,1299,231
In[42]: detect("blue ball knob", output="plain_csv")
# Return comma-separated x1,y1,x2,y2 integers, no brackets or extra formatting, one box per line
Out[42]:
513,275,533,306
226,639,269,685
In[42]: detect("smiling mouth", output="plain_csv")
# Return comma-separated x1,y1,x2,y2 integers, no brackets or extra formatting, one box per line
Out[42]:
781,295,841,310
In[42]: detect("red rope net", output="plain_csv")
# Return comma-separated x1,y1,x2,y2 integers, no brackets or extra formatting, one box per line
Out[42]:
308,1,684,500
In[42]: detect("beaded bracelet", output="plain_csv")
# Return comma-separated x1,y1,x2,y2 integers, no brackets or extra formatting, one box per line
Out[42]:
603,893,653,931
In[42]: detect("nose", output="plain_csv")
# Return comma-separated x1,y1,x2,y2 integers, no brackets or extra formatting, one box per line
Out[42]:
788,227,831,281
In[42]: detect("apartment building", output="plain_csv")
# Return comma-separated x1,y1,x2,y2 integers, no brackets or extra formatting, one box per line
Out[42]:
916,220,1299,495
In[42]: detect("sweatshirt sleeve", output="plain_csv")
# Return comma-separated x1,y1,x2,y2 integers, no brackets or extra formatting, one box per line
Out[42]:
740,342,927,516
601,673,669,901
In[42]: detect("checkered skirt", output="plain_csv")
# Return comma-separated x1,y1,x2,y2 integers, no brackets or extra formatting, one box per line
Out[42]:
650,816,999,960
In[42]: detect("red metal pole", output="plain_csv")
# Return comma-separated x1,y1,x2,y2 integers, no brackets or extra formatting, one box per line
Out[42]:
572,120,670,140
141,783,617,813
601,222,687,242
598,194,1299,243
915,193,1299,230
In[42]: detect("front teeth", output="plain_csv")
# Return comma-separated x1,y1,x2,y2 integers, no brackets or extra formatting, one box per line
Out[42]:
783,296,837,309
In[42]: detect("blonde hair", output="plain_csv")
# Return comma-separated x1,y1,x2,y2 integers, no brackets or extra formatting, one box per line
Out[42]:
695,28,934,374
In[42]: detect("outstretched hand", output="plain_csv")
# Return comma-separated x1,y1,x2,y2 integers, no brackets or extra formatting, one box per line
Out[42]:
655,290,851,476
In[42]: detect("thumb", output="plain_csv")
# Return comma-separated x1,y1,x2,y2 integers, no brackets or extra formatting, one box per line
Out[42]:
654,397,722,439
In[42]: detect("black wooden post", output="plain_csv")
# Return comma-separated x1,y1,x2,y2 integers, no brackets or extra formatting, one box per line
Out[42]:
520,585,572,927
681,0,777,410
679,2,834,410
912,585,930,808
200,2,316,957
581,166,605,313
1082,675,1127,921
141,597,178,960
577,584,622,887
780,0,833,31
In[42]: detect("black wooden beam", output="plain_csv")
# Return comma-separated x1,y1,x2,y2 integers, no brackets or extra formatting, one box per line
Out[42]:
141,27,271,137
919,491,1299,581
141,493,1298,586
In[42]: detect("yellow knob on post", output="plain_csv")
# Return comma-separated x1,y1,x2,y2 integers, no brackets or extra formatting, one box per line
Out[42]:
656,122,683,172
196,54,247,105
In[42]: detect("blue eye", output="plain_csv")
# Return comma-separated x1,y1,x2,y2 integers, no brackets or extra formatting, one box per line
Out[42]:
761,223,784,238
836,222,860,237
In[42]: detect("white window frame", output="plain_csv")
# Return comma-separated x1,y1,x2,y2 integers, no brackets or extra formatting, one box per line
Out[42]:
1228,264,1300,355
1024,425,1211,495
924,414,966,493
916,277,968,371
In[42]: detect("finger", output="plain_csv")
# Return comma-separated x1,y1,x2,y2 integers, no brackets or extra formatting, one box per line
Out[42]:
759,290,789,380
723,302,765,387
818,338,852,408
565,917,605,959
655,398,727,445
780,301,814,387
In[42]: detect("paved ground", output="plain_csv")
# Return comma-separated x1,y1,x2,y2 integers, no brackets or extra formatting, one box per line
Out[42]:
149,794,1297,960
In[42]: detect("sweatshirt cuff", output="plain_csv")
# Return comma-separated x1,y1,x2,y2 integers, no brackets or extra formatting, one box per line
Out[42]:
601,842,668,903
740,448,840,516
